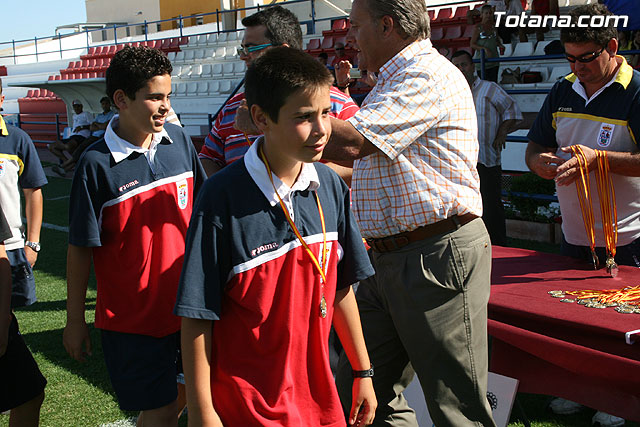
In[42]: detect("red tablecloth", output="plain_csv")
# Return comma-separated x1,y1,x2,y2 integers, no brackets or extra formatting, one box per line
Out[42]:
488,246,640,421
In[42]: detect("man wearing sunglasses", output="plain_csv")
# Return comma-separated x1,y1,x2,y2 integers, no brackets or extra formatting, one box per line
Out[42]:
198,6,358,178
526,6,639,424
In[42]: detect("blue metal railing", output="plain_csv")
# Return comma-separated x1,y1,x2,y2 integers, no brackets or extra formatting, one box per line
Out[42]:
0,0,316,64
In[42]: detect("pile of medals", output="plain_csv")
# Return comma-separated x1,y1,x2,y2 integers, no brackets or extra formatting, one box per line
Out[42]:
548,286,640,314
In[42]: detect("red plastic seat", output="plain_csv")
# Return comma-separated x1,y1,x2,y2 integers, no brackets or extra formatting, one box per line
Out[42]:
428,10,435,22
306,38,321,52
321,37,334,51
332,18,347,31
444,26,462,40
434,7,453,22
430,27,444,41
462,25,474,39
453,6,470,22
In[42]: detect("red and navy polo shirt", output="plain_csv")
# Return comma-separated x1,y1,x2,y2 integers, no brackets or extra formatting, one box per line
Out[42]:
176,139,374,426
69,119,206,337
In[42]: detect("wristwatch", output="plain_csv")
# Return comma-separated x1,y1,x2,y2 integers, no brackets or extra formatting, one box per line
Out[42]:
352,364,374,378
25,241,41,252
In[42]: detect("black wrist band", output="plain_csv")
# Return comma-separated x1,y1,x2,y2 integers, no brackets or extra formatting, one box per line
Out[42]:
352,364,374,378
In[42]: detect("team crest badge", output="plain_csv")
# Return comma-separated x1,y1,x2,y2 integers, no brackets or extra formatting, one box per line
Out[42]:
597,123,614,147
0,159,4,178
176,179,188,210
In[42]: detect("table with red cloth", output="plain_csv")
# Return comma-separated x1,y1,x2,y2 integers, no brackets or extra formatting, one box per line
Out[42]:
489,246,640,422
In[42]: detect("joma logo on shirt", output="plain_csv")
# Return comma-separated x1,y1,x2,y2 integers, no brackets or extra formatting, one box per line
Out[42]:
118,180,139,192
251,242,278,257
558,107,572,112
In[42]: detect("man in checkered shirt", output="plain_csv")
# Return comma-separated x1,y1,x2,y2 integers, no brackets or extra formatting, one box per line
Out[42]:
323,0,496,425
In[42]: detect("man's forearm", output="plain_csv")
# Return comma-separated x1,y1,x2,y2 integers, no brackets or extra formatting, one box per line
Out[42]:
66,244,92,322
323,118,378,162
23,188,43,243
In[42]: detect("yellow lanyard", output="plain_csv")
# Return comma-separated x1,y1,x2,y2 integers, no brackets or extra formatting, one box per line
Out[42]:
259,144,329,317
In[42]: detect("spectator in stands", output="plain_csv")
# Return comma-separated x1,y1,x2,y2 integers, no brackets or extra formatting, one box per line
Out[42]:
0,77,47,426
176,46,377,427
48,99,93,164
531,0,559,42
198,6,358,182
52,96,115,177
631,30,640,69
317,52,330,68
452,50,522,245
322,0,496,425
471,4,505,82
526,6,638,424
331,42,355,68
63,46,206,427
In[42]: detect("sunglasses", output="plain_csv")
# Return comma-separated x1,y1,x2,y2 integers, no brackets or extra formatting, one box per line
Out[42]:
565,46,606,63
237,43,273,57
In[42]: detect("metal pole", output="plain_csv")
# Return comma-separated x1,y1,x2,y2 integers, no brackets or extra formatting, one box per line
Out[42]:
86,28,90,50
144,20,148,41
310,0,316,35
58,34,63,60
55,114,60,140
114,24,118,45
12,40,16,65
179,15,183,37
34,37,38,63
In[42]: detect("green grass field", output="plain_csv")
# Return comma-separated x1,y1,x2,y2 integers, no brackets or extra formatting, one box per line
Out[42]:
1,174,635,426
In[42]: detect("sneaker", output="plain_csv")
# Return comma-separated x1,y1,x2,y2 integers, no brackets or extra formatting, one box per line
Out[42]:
549,397,584,415
51,165,66,177
592,411,625,426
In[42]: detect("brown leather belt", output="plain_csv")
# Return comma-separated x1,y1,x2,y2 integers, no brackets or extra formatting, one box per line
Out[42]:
366,213,478,253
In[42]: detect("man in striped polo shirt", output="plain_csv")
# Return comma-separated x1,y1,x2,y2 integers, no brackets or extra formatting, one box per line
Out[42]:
198,6,358,181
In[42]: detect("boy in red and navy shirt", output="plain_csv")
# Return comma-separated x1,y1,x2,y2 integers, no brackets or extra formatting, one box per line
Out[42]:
63,46,205,426
176,47,377,426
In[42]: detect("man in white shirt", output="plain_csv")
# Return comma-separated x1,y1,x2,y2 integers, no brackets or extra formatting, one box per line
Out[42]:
48,99,93,164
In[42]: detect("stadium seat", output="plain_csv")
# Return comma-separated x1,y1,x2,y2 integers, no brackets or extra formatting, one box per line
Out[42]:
208,80,220,95
168,51,177,62
430,27,444,41
444,26,462,40
201,63,213,78
189,64,203,78
175,51,185,62
193,49,205,60
188,35,199,46
207,33,218,44
502,43,513,57
186,82,198,96
217,33,228,43
227,32,238,42
428,10,435,22
534,40,553,56
219,80,232,93
212,63,223,77
175,82,187,97
197,81,209,96
434,7,453,23
214,46,226,59
321,37,334,52
452,6,469,23
233,61,245,76
197,34,208,46
512,42,534,57
204,48,215,60
306,38,321,52
548,65,572,82
222,62,234,76
184,50,195,61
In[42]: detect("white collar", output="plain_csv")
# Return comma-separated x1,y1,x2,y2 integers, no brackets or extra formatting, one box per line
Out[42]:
244,136,320,206
571,63,621,105
104,114,172,163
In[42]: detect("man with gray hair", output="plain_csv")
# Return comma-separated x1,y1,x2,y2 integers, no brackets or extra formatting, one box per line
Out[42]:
323,0,496,425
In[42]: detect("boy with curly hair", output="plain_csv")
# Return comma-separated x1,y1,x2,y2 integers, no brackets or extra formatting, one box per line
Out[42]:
63,46,205,426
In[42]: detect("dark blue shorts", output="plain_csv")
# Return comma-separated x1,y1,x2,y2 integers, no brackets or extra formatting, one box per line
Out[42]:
0,313,47,412
7,248,36,308
101,330,181,411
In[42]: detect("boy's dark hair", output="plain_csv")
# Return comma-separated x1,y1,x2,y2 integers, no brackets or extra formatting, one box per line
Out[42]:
560,4,618,47
106,46,172,103
245,47,333,123
241,5,303,50
451,50,473,61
